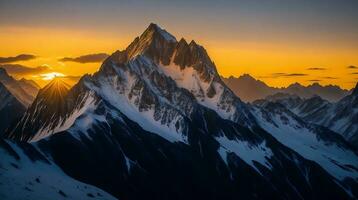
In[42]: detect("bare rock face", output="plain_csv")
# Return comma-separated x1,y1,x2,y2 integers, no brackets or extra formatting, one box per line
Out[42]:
125,23,177,65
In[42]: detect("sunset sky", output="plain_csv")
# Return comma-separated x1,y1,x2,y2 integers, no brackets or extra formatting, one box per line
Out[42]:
0,0,357,89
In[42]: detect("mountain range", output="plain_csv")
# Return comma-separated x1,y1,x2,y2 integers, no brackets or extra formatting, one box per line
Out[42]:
222,74,351,102
1,24,358,200
0,68,40,134
254,84,358,149
0,68,40,107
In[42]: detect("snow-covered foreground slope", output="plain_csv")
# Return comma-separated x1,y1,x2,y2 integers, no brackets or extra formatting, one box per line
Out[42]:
0,139,116,200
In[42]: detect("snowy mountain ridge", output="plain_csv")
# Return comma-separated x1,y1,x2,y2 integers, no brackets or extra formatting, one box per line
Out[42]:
255,83,358,149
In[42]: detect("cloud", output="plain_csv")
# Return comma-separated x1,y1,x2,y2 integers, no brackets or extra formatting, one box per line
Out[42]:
321,76,338,79
0,64,50,75
307,79,322,82
271,73,286,76
258,73,308,79
0,54,36,63
59,53,109,63
271,73,308,77
307,67,326,70
347,65,357,69
352,72,358,75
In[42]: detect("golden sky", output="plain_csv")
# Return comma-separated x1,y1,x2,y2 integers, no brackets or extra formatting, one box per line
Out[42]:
0,0,357,89
0,25,357,89
0,27,358,89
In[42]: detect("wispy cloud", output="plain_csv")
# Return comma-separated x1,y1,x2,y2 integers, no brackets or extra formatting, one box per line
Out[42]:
59,53,109,63
352,72,358,75
258,73,308,79
347,65,357,69
307,67,326,70
0,54,36,63
307,79,322,82
0,64,50,75
271,73,308,77
321,76,338,79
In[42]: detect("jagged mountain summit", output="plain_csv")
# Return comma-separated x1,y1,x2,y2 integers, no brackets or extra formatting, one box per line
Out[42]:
4,24,358,200
222,74,351,102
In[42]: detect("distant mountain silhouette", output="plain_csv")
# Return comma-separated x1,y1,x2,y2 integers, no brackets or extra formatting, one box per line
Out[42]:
222,74,350,102
0,68,39,107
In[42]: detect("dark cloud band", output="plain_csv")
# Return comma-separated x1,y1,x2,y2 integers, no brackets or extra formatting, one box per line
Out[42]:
59,53,109,63
271,73,308,77
0,54,36,63
321,76,338,79
0,64,49,75
307,67,326,70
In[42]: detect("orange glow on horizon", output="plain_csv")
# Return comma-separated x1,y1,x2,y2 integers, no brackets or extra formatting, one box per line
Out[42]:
38,72,66,80
0,25,357,89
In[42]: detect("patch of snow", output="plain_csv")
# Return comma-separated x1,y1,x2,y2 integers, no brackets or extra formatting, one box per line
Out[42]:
68,105,107,141
159,60,235,119
215,134,273,173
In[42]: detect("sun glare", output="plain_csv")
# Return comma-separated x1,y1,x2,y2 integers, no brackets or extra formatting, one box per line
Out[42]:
40,72,66,80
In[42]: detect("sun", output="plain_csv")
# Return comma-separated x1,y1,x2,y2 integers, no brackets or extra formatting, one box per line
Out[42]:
40,72,66,80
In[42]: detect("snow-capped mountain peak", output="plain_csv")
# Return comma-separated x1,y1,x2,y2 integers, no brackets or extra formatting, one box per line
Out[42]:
8,23,255,142
101,24,253,124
